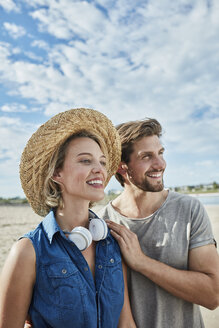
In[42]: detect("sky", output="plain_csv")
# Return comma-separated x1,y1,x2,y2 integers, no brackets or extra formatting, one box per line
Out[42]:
0,0,219,198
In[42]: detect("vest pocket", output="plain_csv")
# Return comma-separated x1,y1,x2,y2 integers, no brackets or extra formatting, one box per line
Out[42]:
46,261,78,279
104,256,124,297
35,261,95,326
43,261,84,309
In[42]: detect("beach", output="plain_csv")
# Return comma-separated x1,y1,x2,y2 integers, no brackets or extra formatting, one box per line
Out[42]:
0,204,218,327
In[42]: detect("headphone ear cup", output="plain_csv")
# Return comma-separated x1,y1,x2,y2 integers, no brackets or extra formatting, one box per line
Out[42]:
89,218,108,241
68,227,92,251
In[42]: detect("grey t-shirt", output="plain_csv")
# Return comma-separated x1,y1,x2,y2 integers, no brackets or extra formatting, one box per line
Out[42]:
96,191,215,328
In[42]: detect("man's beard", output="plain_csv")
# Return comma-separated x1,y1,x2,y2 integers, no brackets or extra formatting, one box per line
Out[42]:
134,176,164,192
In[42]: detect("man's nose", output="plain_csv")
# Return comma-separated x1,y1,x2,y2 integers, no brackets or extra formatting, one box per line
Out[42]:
152,156,166,169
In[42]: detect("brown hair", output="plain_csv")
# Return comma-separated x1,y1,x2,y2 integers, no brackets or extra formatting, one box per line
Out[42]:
43,131,101,210
115,118,162,186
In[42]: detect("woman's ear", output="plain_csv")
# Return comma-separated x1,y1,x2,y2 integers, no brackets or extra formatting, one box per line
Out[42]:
117,162,128,176
52,169,62,182
52,169,65,192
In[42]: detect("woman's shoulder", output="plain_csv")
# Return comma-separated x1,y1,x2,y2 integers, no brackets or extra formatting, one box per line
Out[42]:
0,238,36,289
9,238,36,267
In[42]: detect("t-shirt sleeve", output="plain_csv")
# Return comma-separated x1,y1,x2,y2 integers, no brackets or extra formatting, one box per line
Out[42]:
189,199,215,250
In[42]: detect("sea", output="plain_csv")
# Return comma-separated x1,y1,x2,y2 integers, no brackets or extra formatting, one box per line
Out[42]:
189,193,219,205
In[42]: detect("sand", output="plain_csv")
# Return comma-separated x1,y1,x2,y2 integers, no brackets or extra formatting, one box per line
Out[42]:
0,204,218,327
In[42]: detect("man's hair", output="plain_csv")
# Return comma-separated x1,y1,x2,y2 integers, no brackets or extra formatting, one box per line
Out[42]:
115,118,162,186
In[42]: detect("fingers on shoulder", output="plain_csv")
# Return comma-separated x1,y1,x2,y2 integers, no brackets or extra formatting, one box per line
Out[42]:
107,221,130,234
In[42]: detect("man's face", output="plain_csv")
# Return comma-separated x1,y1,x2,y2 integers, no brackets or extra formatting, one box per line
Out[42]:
126,135,166,192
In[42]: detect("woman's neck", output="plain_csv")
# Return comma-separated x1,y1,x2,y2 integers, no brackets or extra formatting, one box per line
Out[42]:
55,198,90,231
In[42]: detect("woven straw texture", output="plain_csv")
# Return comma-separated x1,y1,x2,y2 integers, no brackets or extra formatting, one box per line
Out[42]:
20,108,121,216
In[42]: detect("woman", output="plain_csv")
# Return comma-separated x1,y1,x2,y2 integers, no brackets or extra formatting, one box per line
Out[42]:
0,108,136,328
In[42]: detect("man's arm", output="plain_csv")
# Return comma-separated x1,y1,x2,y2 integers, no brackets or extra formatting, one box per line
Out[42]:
118,261,136,328
106,220,219,310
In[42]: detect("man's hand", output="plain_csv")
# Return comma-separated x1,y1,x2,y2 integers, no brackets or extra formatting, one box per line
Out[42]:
106,220,145,271
107,221,219,309
24,323,32,328
24,314,32,328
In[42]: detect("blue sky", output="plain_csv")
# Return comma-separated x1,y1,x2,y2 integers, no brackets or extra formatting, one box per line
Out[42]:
0,0,219,198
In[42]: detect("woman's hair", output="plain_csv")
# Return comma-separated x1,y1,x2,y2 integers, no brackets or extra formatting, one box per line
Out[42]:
115,118,162,186
43,131,101,209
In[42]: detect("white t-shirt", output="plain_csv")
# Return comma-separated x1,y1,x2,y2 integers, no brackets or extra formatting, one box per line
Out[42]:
96,191,215,328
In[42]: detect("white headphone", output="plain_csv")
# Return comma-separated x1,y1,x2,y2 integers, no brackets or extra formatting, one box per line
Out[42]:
66,217,108,251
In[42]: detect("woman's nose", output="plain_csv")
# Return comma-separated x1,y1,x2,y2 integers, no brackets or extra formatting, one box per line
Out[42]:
92,161,103,173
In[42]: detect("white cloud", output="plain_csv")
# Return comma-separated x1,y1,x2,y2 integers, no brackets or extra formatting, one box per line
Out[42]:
24,51,43,62
1,2,218,125
3,22,26,39
31,39,49,51
0,116,36,155
0,0,19,12
44,102,72,116
0,0,219,196
1,103,28,112
1,103,41,113
29,0,106,40
0,116,39,197
164,157,219,188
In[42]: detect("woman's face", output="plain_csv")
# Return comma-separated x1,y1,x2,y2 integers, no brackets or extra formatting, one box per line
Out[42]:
53,137,107,203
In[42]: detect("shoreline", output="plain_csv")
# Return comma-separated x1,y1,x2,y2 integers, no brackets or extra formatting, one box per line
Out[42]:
188,192,219,197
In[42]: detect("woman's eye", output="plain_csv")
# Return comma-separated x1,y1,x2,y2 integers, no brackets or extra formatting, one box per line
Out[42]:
100,161,107,166
80,159,91,164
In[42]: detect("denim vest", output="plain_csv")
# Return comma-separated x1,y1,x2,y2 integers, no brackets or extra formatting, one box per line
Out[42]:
23,210,124,328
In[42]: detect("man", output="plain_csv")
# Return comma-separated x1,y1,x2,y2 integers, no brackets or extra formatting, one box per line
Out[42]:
97,118,219,328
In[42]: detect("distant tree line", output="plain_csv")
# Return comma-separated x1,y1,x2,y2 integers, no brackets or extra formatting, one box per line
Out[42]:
172,181,219,194
0,197,28,205
0,182,218,206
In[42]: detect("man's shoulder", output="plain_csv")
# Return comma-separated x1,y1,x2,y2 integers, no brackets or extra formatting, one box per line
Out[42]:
93,202,119,221
168,190,201,205
166,191,207,219
94,203,111,216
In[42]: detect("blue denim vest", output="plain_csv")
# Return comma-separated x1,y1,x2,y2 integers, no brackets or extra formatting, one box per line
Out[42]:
23,210,124,328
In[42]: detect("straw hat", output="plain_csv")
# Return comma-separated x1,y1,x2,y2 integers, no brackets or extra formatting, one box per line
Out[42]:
20,108,121,216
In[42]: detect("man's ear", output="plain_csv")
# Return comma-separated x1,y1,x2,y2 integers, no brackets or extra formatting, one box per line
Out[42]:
116,162,128,176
